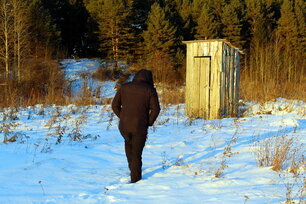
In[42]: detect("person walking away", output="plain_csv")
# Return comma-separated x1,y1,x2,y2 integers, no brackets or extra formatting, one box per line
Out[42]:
112,69,160,183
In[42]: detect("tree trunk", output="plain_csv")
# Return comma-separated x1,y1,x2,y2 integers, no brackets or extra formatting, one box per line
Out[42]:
1,0,11,78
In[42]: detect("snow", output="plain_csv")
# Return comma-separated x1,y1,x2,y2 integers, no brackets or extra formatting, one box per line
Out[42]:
1,102,305,203
0,59,305,203
244,98,306,116
60,58,117,100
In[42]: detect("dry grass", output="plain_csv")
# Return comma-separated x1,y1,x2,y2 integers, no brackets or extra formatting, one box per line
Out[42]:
0,58,71,107
0,122,19,143
68,113,88,141
142,51,185,85
45,106,92,143
280,173,305,204
241,38,305,103
240,77,306,103
158,84,185,105
215,134,239,178
0,107,20,143
73,79,97,106
253,134,304,173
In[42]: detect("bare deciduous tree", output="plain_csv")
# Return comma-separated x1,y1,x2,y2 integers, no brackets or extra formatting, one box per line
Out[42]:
0,0,30,80
11,0,30,81
0,0,13,78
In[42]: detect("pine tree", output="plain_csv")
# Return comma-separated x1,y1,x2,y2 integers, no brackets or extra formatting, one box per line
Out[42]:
244,0,268,82
130,0,154,31
41,0,68,47
40,0,89,56
191,0,205,23
245,0,268,46
162,0,179,25
177,0,193,40
123,0,154,63
294,0,306,55
208,0,226,37
158,0,185,41
64,0,89,56
160,0,193,41
142,2,178,83
264,0,282,34
195,2,217,40
221,1,244,48
84,0,134,67
277,0,301,81
277,0,298,43
28,0,60,57
142,2,177,56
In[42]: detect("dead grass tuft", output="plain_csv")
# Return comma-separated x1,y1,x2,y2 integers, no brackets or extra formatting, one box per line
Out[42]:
158,84,185,105
0,58,71,107
240,77,306,103
253,134,304,173
215,134,239,178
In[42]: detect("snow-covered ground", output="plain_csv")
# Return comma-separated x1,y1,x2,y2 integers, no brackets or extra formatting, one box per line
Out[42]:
0,59,305,203
61,59,117,99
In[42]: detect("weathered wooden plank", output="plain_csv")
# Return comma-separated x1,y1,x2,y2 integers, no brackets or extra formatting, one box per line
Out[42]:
229,48,234,115
209,42,213,119
193,56,200,117
220,42,226,117
214,41,223,119
185,43,193,116
230,50,235,115
188,42,200,117
210,41,217,119
234,53,241,115
227,44,231,117
183,39,241,119
198,57,211,119
223,45,227,117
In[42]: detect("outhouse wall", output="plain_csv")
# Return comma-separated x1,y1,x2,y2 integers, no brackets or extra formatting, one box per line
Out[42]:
220,43,241,117
185,40,223,119
184,39,241,119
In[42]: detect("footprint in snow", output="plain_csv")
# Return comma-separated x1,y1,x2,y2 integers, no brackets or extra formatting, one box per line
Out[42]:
105,176,130,191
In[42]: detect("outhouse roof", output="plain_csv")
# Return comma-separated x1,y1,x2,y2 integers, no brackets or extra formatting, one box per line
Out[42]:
183,39,244,54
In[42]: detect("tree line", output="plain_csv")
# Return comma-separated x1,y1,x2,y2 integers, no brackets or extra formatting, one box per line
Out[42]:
83,0,305,85
0,0,305,103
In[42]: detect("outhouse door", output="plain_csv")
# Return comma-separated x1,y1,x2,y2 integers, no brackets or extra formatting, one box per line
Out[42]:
194,56,211,118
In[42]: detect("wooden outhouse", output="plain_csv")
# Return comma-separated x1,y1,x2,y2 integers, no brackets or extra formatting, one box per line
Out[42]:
183,39,243,119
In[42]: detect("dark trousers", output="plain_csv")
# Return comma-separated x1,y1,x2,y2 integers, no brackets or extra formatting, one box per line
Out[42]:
123,132,147,183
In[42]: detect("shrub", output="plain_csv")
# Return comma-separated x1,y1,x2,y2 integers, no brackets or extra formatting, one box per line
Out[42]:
253,134,304,172
158,84,185,105
0,58,71,107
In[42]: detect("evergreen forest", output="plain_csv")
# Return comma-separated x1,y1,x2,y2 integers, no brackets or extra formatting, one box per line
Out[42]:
0,0,305,106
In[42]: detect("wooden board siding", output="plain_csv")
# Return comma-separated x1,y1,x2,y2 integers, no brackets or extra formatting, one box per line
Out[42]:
195,57,211,118
210,41,222,119
230,47,235,115
234,53,241,115
184,39,241,119
220,44,226,117
185,42,194,116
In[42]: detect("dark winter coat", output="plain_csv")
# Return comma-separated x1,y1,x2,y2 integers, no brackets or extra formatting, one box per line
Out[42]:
112,69,160,138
